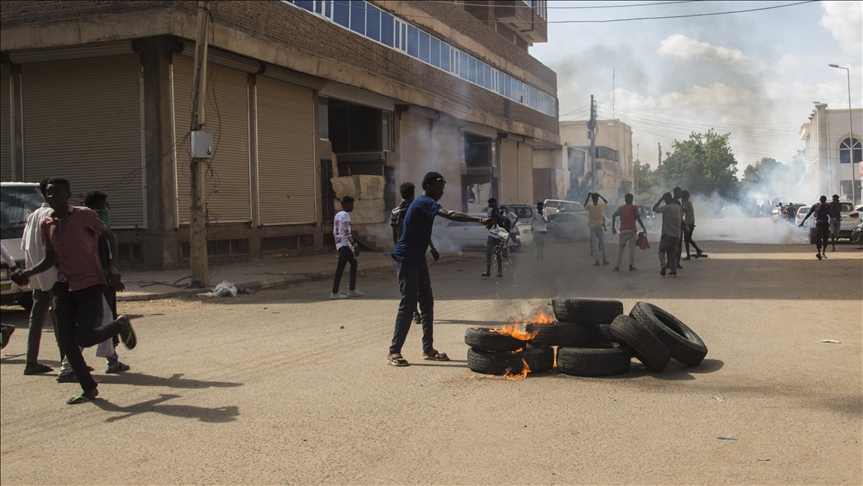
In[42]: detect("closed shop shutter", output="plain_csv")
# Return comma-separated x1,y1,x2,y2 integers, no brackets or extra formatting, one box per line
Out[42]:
255,75,316,225
1,64,10,181
518,142,533,204
21,55,143,227
399,112,430,190
173,55,250,223
500,138,518,204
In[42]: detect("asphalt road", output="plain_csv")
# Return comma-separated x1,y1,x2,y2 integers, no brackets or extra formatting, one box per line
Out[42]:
1,235,861,484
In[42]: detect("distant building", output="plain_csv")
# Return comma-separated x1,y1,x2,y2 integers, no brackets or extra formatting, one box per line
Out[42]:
559,119,634,205
0,0,558,268
799,104,862,202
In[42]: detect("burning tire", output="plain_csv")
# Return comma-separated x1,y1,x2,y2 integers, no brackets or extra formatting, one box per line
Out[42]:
464,327,526,352
629,302,707,366
552,298,624,325
526,322,595,347
467,347,553,375
608,314,670,372
557,343,632,377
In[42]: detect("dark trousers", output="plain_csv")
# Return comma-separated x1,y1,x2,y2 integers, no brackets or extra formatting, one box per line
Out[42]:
815,222,830,251
389,261,434,355
332,246,357,294
52,282,121,392
535,231,546,260
486,236,503,267
27,289,60,364
658,235,679,270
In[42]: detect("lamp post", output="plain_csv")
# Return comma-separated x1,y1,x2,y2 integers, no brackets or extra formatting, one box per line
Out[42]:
829,64,856,205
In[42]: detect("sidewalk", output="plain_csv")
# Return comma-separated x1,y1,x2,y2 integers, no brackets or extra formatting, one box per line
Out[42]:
117,251,398,302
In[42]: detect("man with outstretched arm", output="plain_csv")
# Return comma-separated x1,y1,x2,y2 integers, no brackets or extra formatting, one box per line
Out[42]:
584,192,609,266
799,195,831,260
387,172,488,367
652,192,682,277
611,193,647,272
16,177,137,405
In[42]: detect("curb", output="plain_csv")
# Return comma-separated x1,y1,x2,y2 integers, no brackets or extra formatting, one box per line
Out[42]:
117,262,396,302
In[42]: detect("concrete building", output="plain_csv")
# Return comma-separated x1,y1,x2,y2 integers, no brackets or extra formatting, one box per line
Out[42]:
558,119,633,205
799,104,862,203
0,0,558,269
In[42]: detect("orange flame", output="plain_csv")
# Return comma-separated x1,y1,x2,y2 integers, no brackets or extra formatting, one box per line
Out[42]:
503,359,530,380
528,310,555,325
490,323,536,341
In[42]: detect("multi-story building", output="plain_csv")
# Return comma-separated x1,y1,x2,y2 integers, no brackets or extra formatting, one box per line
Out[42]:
558,119,633,205
0,0,558,269
799,103,862,203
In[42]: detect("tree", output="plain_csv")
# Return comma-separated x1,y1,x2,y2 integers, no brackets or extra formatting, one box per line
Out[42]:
633,158,658,202
660,130,739,199
742,157,782,191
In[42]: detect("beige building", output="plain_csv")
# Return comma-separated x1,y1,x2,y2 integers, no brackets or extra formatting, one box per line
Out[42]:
799,104,862,203
559,120,633,204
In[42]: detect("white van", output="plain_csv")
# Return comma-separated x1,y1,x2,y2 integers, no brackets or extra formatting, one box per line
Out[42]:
1,182,44,310
542,199,585,215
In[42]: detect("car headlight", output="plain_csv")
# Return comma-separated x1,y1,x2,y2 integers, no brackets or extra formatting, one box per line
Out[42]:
0,267,8,280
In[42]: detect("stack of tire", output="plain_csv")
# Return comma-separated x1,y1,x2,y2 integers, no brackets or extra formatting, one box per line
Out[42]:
465,328,554,376
552,298,708,376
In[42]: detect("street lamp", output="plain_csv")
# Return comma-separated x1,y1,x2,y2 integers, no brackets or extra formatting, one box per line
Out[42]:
829,64,856,205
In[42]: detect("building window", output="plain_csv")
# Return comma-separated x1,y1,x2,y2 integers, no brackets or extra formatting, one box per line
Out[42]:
261,234,315,253
181,239,249,260
117,243,144,263
839,137,862,164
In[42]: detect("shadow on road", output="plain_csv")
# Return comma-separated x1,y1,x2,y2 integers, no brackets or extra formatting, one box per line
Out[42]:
92,393,239,423
96,372,243,389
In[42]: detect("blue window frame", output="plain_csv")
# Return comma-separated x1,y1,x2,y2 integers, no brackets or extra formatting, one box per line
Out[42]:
407,25,419,57
419,31,430,63
380,11,394,47
366,4,380,42
350,0,365,34
429,37,441,68
333,0,349,27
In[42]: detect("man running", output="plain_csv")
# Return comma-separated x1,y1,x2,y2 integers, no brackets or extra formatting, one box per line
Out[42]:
611,193,647,272
652,192,682,277
17,177,137,405
799,195,831,260
828,194,842,252
531,202,548,261
331,196,363,299
680,190,706,260
584,192,609,266
387,172,487,367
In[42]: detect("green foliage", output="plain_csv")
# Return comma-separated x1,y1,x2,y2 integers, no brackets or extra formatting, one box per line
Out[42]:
633,159,658,202
742,157,782,190
659,130,740,199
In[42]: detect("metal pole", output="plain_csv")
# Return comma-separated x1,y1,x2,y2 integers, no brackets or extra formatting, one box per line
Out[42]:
830,64,857,205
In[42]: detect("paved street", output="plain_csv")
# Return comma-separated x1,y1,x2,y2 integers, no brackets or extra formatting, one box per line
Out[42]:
1,235,861,484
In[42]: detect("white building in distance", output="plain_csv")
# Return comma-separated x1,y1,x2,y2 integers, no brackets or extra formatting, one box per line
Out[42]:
799,104,862,203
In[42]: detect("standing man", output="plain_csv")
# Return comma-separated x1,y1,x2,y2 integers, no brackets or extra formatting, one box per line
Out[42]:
672,187,685,270
799,195,831,260
611,193,647,272
20,179,59,375
828,194,842,252
16,177,137,405
531,202,548,261
482,198,507,278
387,172,487,366
331,196,363,299
652,192,682,277
680,190,706,260
584,192,609,266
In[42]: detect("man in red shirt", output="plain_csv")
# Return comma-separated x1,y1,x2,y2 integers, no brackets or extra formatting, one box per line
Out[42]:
18,177,137,405
611,193,647,272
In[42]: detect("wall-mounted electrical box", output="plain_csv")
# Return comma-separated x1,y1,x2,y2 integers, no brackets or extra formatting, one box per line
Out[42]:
191,131,214,158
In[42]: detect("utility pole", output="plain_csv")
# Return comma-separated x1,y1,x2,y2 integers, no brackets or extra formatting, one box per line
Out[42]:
588,95,596,193
189,0,211,287
829,64,857,205
658,143,663,192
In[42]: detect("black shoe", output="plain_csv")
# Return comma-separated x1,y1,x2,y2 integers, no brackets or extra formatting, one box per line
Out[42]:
0,325,14,349
56,373,79,383
816,253,822,260
116,315,137,350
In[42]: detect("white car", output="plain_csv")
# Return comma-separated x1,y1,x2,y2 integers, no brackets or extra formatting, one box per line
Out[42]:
795,206,811,229
1,182,43,310
546,211,590,241
432,213,519,251
836,202,861,239
542,199,585,216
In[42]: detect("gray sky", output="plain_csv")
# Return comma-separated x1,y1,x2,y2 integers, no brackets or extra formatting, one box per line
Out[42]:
530,1,862,172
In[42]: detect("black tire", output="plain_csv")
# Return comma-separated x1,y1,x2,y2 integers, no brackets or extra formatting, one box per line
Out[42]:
464,327,526,352
552,298,624,325
608,314,670,372
526,322,595,347
629,302,708,366
17,293,33,312
557,343,632,377
467,347,553,375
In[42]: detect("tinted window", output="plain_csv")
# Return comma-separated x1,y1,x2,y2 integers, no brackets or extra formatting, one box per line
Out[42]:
296,0,314,12
430,37,441,67
1,185,44,239
440,44,451,71
350,0,365,34
366,4,380,42
468,57,476,83
841,203,854,211
458,52,468,78
419,31,430,63
333,0,349,26
407,25,418,57
380,13,394,47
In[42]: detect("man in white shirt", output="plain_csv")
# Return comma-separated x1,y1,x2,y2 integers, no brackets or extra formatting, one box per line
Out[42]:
531,202,548,261
331,196,363,299
20,180,60,375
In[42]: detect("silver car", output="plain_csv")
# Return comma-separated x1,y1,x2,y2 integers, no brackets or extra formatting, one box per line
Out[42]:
546,211,590,241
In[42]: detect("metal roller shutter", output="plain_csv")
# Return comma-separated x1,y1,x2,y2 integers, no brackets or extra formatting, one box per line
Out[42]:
518,142,534,204
21,55,143,227
399,112,431,190
172,55,250,224
1,64,10,182
255,75,316,225
500,138,518,204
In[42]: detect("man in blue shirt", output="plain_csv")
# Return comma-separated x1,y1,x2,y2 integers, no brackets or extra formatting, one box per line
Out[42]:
387,172,487,367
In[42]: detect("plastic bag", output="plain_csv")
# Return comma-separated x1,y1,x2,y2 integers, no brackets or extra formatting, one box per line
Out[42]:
213,280,238,297
636,232,651,250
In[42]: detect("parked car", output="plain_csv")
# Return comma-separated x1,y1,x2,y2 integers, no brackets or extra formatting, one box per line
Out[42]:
432,213,520,251
851,220,863,245
805,201,860,243
546,211,590,241
1,182,43,310
795,206,811,229
502,204,535,248
542,199,585,216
